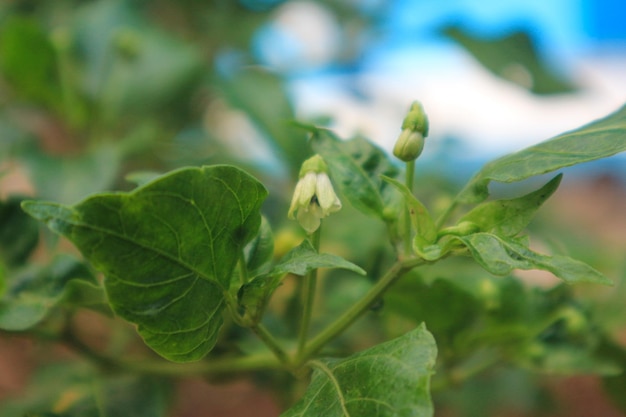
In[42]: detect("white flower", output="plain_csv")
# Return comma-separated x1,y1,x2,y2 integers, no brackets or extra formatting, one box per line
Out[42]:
288,170,341,234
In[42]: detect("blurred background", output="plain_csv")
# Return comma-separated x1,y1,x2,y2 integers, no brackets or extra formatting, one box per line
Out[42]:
1,1,626,417
1,0,626,193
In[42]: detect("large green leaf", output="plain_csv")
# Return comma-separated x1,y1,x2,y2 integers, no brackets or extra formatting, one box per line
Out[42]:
458,104,626,203
311,129,400,219
22,165,267,362
458,174,562,237
457,233,612,285
282,324,437,417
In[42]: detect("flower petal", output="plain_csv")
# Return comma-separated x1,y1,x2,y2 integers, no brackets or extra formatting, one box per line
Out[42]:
298,172,317,206
297,205,322,234
315,173,342,215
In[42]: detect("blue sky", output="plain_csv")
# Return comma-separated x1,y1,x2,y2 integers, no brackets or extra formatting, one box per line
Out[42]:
251,0,626,162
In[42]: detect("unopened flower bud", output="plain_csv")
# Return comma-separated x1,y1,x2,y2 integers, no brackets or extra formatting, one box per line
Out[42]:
393,130,424,162
402,101,429,136
393,101,429,162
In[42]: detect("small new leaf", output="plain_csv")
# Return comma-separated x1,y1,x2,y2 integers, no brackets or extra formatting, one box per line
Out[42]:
382,176,438,259
282,324,437,417
272,239,366,277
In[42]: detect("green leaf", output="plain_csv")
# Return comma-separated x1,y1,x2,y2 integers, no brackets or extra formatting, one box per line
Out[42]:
457,104,626,203
22,165,268,362
282,324,437,417
271,239,366,277
458,174,562,237
0,255,96,331
0,196,39,266
456,233,612,285
238,239,365,323
311,129,399,219
244,216,274,278
381,176,437,254
442,25,576,95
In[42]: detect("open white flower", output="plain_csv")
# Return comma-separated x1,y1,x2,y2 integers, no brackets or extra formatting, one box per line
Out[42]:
288,155,341,234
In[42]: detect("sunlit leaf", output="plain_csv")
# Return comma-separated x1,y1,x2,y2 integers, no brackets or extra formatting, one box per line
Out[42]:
282,324,437,417
22,165,267,362
458,104,626,203
458,174,562,237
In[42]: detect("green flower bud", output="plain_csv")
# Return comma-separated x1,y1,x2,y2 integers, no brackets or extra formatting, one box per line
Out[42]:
393,129,424,162
401,101,429,137
393,101,429,162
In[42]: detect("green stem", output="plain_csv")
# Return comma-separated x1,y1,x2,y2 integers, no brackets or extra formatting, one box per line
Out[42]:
124,352,282,376
239,250,249,286
295,257,424,366
403,160,416,257
297,227,322,356
252,323,290,365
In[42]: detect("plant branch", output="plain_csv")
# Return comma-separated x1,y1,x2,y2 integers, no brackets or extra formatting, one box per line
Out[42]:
124,352,283,376
295,257,424,366
53,322,285,377
251,323,290,365
297,227,321,356
403,160,416,257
